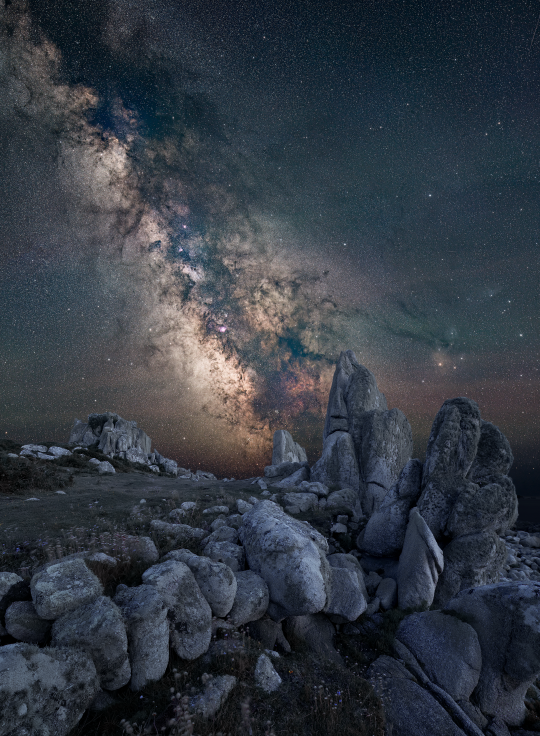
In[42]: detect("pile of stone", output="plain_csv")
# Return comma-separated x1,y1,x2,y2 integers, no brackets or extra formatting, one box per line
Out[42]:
68,412,179,475
1,350,538,736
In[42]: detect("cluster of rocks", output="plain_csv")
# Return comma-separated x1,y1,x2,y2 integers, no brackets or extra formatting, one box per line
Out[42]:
68,412,181,475
2,350,538,736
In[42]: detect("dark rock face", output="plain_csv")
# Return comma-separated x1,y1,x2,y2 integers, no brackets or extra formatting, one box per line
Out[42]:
432,530,508,609
422,398,482,487
467,420,514,483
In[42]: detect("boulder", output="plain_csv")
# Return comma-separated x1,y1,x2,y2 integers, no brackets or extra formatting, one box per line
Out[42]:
359,458,423,556
276,466,310,487
254,653,282,692
325,487,362,519
228,570,270,626
323,565,367,621
51,595,131,691
322,350,387,441
113,584,169,691
432,531,507,609
395,610,482,701
149,520,207,547
282,613,341,664
297,481,330,497
397,507,444,610
282,492,318,512
355,408,413,516
0,572,31,621
367,654,468,736
4,600,52,644
264,461,308,480
239,501,330,619
310,431,360,494
376,577,398,610
467,420,514,483
422,398,482,485
30,557,104,620
237,498,254,514
443,581,540,727
192,675,237,719
202,541,246,572
245,616,291,652
272,430,307,465
200,526,239,548
445,476,518,539
163,551,237,618
141,560,212,660
0,643,99,736
418,473,473,541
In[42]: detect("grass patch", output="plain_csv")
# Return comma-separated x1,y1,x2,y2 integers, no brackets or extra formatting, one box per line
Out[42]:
0,453,74,496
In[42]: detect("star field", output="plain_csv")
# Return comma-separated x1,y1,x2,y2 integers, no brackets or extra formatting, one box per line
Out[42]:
0,0,539,492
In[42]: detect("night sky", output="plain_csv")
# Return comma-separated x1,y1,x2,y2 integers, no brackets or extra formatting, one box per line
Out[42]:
1,0,539,491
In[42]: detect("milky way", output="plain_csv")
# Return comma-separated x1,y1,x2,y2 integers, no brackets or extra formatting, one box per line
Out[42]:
1,0,539,487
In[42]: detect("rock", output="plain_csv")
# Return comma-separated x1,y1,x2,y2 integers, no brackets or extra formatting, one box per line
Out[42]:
160,458,178,476
322,350,387,441
245,616,291,652
181,501,197,512
276,466,310,487
397,507,444,610
202,541,246,572
257,479,268,490
432,530,508,609
51,595,131,691
201,526,239,548
272,429,307,465
0,643,99,736
310,431,361,494
467,420,514,483
264,461,308,479
0,572,31,620
169,508,186,522
355,408,413,516
164,552,237,618
193,675,237,719
47,446,72,457
376,577,397,610
113,584,169,691
359,458,423,556
323,564,367,621
239,501,330,619
20,443,48,455
4,600,52,644
228,570,270,626
297,481,330,497
418,473,472,541
422,398,482,486
237,498,254,514
367,654,468,736
445,476,518,539
364,570,383,597
282,492,318,512
125,447,149,465
31,557,104,620
395,610,482,701
254,653,282,692
202,505,230,515
225,514,244,530
98,460,115,474
443,581,540,726
149,520,207,547
141,560,212,660
325,487,362,519
110,535,159,566
282,613,342,664
330,523,348,534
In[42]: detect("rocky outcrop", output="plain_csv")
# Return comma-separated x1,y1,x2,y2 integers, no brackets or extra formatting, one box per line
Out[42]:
272,429,307,465
68,411,178,475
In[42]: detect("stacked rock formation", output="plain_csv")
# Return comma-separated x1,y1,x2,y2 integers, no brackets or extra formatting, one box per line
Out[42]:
68,412,179,475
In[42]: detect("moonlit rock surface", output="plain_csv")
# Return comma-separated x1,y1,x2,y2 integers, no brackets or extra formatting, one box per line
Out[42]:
272,429,307,465
239,500,330,619
397,507,444,610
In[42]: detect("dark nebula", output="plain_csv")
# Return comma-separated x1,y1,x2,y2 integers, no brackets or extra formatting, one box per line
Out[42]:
1,0,538,489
